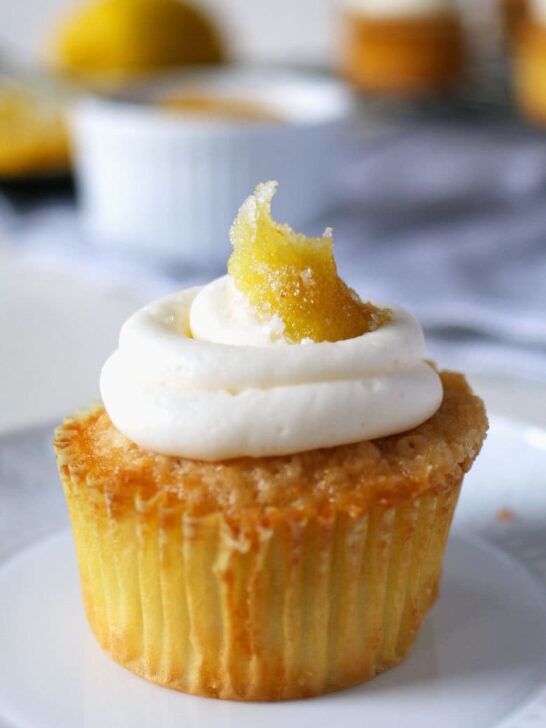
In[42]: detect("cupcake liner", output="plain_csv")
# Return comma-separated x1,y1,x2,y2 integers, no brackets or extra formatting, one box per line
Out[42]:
57,450,462,701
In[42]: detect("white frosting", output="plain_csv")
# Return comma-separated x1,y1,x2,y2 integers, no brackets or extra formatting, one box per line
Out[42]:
342,0,455,18
100,276,443,461
530,0,546,24
190,276,289,346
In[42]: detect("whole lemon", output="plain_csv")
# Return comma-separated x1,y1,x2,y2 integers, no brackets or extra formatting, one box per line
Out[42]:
51,0,224,82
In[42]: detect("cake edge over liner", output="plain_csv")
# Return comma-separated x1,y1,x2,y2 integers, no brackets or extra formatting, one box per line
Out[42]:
54,370,487,524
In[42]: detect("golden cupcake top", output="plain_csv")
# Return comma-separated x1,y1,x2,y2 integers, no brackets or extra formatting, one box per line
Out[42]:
49,0,224,83
58,371,487,519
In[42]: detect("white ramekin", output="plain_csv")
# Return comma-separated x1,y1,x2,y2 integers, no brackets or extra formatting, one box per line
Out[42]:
70,68,355,267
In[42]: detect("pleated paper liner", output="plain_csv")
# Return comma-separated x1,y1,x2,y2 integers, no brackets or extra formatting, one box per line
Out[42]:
58,459,461,701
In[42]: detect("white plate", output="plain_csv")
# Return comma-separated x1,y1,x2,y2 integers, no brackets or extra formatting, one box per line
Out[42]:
1,414,546,728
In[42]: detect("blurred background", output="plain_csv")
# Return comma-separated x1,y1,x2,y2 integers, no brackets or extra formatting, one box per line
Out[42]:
2,0,546,436
0,0,334,66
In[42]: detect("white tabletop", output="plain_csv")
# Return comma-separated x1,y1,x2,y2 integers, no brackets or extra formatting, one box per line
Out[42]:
0,248,146,434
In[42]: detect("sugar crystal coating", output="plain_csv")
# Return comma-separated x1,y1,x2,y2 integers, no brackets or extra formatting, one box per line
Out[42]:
228,182,390,343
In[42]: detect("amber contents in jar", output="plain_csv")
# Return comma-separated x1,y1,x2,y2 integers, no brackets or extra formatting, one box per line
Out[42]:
160,94,283,123
341,10,464,96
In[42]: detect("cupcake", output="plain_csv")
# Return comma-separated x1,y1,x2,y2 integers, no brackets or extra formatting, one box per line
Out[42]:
54,182,487,701
340,0,465,96
513,0,546,125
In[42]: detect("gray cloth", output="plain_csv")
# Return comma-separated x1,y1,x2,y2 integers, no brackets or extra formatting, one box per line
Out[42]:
332,120,546,380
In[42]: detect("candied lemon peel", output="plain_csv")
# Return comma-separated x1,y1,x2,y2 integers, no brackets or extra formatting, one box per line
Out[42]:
228,182,391,344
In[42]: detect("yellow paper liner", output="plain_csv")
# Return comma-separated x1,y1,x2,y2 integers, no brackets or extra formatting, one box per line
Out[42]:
57,453,462,701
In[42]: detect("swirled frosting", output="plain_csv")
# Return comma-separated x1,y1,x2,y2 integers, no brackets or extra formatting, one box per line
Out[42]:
100,275,443,460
